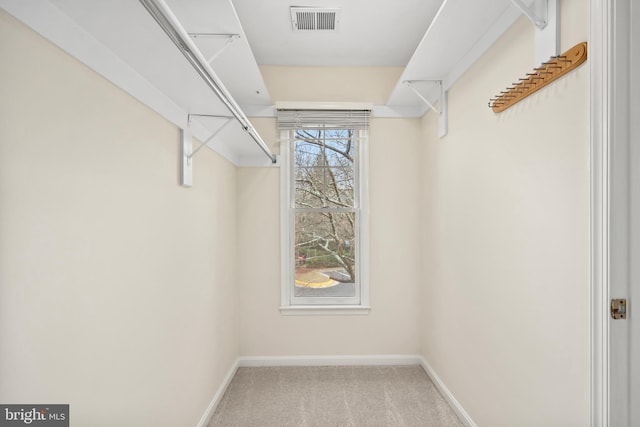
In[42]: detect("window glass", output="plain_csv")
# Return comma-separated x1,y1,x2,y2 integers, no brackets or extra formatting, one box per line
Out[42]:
294,211,356,298
291,128,359,303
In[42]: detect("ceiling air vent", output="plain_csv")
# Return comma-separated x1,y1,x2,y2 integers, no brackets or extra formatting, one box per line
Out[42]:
290,7,340,31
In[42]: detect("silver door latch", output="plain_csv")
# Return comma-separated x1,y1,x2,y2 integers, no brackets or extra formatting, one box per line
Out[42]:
611,299,627,319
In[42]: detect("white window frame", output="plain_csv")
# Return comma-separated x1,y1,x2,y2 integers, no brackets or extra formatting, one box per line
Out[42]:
279,128,370,315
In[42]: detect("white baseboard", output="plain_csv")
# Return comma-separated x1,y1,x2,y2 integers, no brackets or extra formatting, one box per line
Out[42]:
419,357,477,427
195,359,240,427
196,355,476,427
238,354,424,367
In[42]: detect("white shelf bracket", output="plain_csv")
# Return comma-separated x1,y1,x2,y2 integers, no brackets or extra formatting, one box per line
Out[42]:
181,115,233,187
181,126,193,187
188,33,240,64
511,0,559,65
403,80,448,138
511,0,547,29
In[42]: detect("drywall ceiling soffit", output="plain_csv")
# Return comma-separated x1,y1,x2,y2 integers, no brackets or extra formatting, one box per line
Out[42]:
386,0,523,114
0,0,275,166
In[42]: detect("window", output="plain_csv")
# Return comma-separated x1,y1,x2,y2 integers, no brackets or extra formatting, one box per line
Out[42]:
279,108,370,314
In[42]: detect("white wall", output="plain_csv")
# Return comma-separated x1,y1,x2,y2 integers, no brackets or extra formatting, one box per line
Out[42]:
419,1,590,425
0,10,238,427
259,66,403,105
238,68,423,356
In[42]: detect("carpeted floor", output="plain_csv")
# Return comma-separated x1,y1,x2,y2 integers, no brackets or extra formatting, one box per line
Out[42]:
208,365,464,427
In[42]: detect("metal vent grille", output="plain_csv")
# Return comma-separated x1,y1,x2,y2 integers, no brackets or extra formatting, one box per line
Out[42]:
290,7,340,31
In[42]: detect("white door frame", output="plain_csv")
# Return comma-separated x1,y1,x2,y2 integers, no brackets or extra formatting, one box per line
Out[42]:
589,0,611,424
590,0,632,425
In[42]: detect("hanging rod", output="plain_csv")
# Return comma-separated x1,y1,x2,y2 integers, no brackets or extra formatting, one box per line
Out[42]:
139,0,277,164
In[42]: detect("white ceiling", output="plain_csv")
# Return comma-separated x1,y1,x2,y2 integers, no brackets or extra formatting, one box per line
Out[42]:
232,0,444,67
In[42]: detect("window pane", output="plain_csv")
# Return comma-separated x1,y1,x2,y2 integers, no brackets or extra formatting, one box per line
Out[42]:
294,211,356,298
295,166,354,208
294,138,323,167
294,129,355,209
324,166,354,208
294,129,355,168
294,167,324,208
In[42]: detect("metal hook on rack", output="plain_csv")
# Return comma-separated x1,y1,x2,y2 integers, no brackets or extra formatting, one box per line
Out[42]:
552,55,572,63
489,42,587,113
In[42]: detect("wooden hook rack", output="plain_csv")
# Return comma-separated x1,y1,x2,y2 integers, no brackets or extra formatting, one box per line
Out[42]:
489,41,587,113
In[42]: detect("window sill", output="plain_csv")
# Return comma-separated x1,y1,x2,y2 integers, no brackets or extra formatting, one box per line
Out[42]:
280,305,371,316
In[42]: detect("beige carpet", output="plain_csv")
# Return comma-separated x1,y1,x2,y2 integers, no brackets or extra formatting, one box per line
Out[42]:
208,365,464,427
